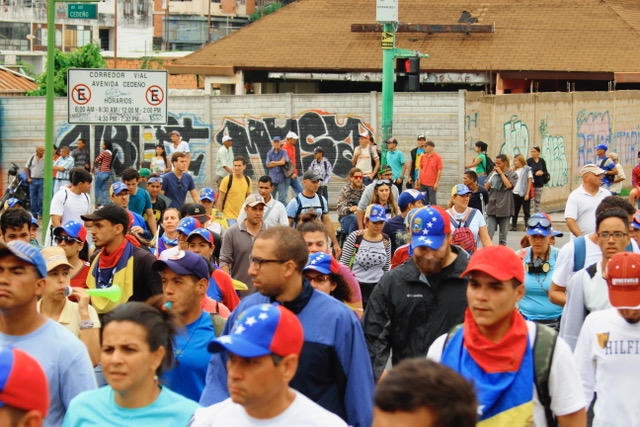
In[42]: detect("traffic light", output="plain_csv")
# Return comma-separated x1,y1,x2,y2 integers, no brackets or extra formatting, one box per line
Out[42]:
395,56,421,92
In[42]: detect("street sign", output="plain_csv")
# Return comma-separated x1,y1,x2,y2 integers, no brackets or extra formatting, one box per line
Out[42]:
67,69,168,125
67,4,97,19
381,31,394,49
376,0,398,23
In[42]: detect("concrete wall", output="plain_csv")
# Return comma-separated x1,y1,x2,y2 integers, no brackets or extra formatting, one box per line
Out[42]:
465,91,640,210
0,91,464,206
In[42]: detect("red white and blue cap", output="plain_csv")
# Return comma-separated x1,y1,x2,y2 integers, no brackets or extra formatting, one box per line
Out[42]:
152,250,210,280
0,347,49,416
365,204,387,222
53,220,88,243
199,187,216,202
398,189,425,210
409,206,451,252
187,228,214,246
0,240,48,279
303,252,340,275
208,304,304,358
176,217,201,236
451,184,473,196
111,182,128,195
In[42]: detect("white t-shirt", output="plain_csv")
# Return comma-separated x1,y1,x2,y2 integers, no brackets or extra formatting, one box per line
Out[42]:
353,145,378,175
428,321,585,427
564,185,611,237
447,207,486,245
237,197,288,228
189,389,348,427
168,140,190,154
574,308,640,427
50,187,92,225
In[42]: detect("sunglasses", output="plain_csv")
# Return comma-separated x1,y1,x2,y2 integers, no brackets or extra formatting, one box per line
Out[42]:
526,217,551,229
352,175,364,180
54,235,82,245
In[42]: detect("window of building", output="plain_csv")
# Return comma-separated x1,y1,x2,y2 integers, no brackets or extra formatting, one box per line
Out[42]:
0,22,30,51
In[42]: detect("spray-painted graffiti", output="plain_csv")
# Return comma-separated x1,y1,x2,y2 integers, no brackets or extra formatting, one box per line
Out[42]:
465,112,479,151
55,113,212,185
612,126,640,167
500,115,530,158
576,110,611,168
213,110,375,180
539,119,568,188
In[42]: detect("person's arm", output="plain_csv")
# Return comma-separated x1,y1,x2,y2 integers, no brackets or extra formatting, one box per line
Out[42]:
465,156,482,169
434,168,442,191
549,282,567,306
573,317,596,409
559,273,587,351
352,147,360,166
144,208,158,235
189,189,199,204
73,288,101,367
371,155,380,180
478,225,492,248
565,218,582,238
356,209,365,230
321,213,341,259
557,410,587,427
524,177,533,201
215,191,225,210
50,214,62,228
498,168,514,190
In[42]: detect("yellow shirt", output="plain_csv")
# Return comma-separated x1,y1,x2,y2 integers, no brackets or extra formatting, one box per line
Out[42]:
37,299,101,337
219,175,252,220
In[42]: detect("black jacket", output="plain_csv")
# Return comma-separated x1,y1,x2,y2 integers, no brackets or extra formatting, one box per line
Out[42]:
363,246,470,380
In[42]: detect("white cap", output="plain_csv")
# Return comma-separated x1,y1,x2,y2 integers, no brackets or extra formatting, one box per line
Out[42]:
222,135,233,142
286,131,298,139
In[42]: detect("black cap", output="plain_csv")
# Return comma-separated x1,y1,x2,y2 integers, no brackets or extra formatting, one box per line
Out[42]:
313,147,324,154
186,204,210,224
81,204,129,229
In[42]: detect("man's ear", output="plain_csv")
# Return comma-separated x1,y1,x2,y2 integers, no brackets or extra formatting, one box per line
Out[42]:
280,354,299,383
197,277,209,296
34,277,46,297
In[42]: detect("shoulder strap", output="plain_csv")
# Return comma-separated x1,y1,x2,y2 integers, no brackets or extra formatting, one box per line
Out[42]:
586,263,598,278
463,209,476,227
572,235,586,272
263,200,276,221
221,175,233,211
533,323,558,427
443,323,464,349
294,194,303,223
244,175,250,187
27,155,35,169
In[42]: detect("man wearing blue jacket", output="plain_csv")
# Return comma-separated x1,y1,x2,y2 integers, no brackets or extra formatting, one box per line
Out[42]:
199,226,375,427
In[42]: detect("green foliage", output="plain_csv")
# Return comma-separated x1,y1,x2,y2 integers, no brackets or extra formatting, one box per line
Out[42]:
15,61,35,78
140,56,164,70
27,43,106,96
249,2,283,22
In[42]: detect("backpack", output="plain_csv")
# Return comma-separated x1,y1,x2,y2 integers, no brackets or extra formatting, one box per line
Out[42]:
444,322,559,427
573,235,633,272
447,209,477,254
282,159,295,178
208,304,227,337
221,174,251,211
482,153,495,173
292,193,326,225
347,230,391,269
598,157,613,185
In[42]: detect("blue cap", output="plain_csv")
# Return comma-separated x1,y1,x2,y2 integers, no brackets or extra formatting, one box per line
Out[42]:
632,210,640,230
551,228,564,237
409,206,450,252
111,182,128,195
365,204,387,222
53,220,87,242
199,187,215,202
303,252,339,275
0,241,48,279
595,144,608,151
176,217,201,236
30,217,39,228
207,304,304,358
398,190,426,210
4,198,21,209
273,136,282,142
187,228,214,246
152,250,210,280
451,184,473,196
527,226,551,237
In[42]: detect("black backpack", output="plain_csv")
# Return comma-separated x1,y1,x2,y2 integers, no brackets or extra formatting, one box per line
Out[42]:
483,153,495,173
221,174,251,211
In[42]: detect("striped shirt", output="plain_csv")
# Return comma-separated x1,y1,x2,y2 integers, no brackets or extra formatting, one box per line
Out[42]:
95,150,113,172
53,155,75,180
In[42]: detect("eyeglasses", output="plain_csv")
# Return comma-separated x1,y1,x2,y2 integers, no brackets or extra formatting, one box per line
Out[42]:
148,177,163,184
352,175,364,180
304,274,330,284
54,235,82,245
249,255,288,270
526,217,551,229
597,231,628,241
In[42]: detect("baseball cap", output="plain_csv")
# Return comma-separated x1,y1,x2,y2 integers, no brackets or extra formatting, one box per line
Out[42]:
40,246,73,272
551,228,564,238
606,252,640,308
378,165,392,175
138,168,151,178
303,252,340,275
460,245,525,284
187,228,214,247
286,131,298,139
152,250,211,281
595,144,608,151
186,204,210,224
4,198,21,209
81,205,130,230
176,217,201,236
30,217,39,229
245,193,266,207
208,304,304,358
199,187,216,202
580,164,605,176
111,182,128,195
359,131,369,138
398,189,426,210
0,347,49,416
53,220,88,242
451,184,473,196
272,136,282,142
313,147,324,154
387,138,398,145
409,206,451,252
302,170,322,181
526,213,551,237
0,240,48,279
222,135,233,142
365,204,388,222
417,134,426,140
170,130,181,136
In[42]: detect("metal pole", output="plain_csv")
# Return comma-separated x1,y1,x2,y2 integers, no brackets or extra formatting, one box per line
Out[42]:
43,0,55,230
380,22,395,164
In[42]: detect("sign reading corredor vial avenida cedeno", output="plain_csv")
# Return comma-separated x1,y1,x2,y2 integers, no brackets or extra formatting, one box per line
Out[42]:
67,68,168,125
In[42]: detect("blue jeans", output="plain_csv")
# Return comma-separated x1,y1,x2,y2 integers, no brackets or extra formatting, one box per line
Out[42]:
275,178,291,205
339,215,358,235
29,179,43,216
94,171,111,206
289,176,303,197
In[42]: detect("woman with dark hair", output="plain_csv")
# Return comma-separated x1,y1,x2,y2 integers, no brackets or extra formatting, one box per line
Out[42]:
155,208,181,258
465,140,490,185
303,252,356,311
526,145,549,213
150,144,171,174
63,299,199,426
53,221,90,289
94,140,113,207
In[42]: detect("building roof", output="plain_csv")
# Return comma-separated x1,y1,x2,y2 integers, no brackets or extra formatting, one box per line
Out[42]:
169,0,640,75
0,66,37,95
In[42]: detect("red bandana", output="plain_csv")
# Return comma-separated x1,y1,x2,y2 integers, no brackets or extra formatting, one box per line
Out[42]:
98,238,129,269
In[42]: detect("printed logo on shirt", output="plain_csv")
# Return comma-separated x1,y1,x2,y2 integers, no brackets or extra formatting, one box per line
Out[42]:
406,293,424,298
597,332,610,349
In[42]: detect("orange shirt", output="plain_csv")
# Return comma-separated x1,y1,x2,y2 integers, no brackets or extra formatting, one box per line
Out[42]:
282,142,298,174
418,152,443,186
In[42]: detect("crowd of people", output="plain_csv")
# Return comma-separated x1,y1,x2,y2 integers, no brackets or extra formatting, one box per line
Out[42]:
1,133,639,427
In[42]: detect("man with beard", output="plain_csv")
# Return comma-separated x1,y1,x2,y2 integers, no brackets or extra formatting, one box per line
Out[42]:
363,205,470,381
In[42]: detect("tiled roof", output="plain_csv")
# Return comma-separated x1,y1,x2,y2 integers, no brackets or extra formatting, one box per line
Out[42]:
170,0,640,74
0,66,37,95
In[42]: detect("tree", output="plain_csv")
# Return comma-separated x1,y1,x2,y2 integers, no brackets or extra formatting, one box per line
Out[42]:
27,43,106,96
249,2,282,22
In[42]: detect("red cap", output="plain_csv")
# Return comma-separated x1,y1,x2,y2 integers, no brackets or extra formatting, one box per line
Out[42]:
460,246,525,284
0,347,49,416
606,252,640,308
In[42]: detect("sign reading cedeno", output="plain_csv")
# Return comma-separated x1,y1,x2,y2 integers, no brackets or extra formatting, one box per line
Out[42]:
376,0,398,23
67,68,168,125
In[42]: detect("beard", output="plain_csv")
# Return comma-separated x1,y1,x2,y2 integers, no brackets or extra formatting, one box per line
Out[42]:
415,256,445,275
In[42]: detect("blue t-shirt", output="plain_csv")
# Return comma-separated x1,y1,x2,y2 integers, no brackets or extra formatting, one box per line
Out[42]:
161,311,215,402
386,150,406,180
161,172,195,209
128,188,152,216
266,148,289,184
517,246,563,320
0,319,97,427
286,193,328,224
63,385,199,427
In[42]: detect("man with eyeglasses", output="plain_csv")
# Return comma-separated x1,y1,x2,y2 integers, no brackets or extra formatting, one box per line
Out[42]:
560,208,632,350
337,168,366,235
219,194,267,294
200,226,375,427
355,167,399,230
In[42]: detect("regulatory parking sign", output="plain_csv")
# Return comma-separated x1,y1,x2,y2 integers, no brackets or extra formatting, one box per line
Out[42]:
68,68,168,124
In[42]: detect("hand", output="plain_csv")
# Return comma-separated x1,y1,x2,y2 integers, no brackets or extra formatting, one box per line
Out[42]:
494,166,502,174
291,174,297,180
408,177,413,184
333,245,342,259
395,178,403,184
434,183,439,191
535,170,543,176
350,206,358,212
131,226,144,235
369,173,376,180
73,288,91,313
27,177,32,184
